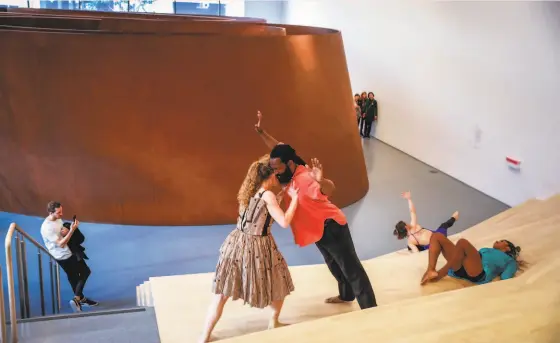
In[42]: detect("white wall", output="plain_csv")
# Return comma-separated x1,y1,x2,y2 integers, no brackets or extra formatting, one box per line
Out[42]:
286,0,560,206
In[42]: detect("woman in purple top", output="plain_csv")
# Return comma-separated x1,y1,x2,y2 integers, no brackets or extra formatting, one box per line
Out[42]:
394,191,459,252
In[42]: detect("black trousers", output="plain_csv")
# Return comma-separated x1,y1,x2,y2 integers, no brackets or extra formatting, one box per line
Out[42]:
363,120,373,137
315,219,377,309
57,254,91,299
359,117,366,135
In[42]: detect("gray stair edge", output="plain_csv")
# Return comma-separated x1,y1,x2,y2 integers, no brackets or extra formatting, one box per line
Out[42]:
7,306,148,324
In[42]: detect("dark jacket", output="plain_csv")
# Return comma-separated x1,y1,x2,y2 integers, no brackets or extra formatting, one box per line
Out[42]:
364,99,378,121
359,98,367,115
357,98,364,109
62,222,89,261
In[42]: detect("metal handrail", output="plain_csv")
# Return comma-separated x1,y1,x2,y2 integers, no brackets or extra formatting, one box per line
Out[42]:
1,263,7,343
9,223,54,258
5,222,62,343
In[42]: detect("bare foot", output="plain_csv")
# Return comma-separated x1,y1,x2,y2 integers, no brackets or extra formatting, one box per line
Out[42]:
268,320,289,329
452,211,459,220
420,270,439,285
325,296,351,304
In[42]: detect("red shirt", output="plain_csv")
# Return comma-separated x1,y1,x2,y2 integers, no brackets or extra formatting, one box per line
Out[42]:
283,165,347,247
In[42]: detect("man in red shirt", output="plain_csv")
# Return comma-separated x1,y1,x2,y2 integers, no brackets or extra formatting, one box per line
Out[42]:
254,111,377,309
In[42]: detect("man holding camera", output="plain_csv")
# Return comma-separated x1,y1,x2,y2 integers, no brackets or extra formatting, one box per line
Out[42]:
40,201,98,312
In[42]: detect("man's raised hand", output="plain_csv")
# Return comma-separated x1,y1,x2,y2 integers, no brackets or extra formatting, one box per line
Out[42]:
306,158,323,182
254,110,263,133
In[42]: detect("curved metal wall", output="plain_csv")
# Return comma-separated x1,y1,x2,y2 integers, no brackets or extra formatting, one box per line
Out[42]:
0,9,368,225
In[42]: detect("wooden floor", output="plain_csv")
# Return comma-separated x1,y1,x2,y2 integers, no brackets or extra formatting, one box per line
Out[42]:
149,195,560,343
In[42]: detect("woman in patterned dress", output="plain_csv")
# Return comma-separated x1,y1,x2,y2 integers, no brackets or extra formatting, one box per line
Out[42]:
198,154,299,342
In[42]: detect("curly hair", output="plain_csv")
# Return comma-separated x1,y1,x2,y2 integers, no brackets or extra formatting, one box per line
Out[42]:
237,154,274,212
503,239,528,270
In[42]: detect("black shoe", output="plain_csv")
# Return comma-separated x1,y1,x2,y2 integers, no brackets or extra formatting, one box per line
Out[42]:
80,297,99,307
70,298,82,312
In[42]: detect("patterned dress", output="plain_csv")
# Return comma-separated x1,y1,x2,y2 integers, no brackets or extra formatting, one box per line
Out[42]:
211,191,294,308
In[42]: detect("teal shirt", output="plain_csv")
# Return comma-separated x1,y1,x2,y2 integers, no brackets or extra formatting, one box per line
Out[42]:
449,248,518,284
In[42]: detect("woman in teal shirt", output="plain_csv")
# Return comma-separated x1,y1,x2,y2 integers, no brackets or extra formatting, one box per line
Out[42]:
420,233,523,285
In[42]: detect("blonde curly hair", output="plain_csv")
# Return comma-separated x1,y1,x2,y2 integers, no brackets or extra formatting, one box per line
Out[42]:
237,154,274,212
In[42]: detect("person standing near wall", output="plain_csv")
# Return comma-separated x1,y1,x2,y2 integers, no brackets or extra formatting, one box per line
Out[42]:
362,92,377,138
359,92,368,136
354,93,362,126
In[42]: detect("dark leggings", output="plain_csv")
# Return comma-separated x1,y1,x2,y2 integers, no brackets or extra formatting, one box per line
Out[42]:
359,118,366,135
57,255,91,299
439,217,456,231
362,120,373,137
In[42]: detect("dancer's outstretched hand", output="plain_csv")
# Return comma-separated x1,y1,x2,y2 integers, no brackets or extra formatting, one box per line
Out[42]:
306,158,323,182
254,110,263,133
401,191,411,200
287,184,299,199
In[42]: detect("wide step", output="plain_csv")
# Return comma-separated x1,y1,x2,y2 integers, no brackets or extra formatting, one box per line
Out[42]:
15,307,160,343
224,194,560,342
146,195,560,342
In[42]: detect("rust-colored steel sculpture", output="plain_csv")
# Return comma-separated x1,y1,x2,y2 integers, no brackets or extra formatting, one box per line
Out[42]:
0,8,368,225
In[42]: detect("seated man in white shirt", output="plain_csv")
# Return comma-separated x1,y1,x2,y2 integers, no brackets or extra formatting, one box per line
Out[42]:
40,201,98,312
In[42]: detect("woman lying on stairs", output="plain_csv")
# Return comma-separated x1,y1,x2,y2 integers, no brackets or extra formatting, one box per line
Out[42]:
394,191,459,253
420,233,523,285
